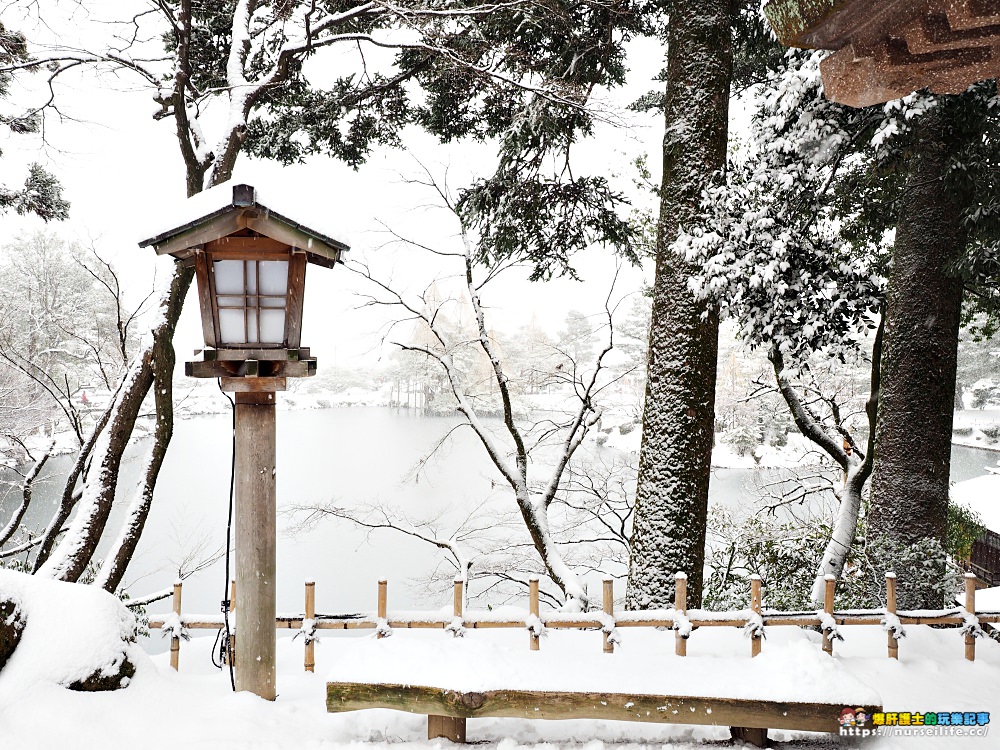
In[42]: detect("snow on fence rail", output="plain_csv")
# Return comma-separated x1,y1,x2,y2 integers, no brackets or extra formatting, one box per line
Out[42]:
148,571,997,673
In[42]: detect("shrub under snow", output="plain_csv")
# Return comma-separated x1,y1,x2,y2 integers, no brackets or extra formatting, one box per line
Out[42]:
0,569,141,692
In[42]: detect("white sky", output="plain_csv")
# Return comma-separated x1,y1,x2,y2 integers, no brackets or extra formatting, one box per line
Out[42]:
0,5,752,370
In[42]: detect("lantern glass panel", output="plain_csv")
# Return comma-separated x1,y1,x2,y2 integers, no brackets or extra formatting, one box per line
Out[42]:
212,258,290,346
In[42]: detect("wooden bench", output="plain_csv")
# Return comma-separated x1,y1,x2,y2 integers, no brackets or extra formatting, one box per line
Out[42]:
326,681,882,748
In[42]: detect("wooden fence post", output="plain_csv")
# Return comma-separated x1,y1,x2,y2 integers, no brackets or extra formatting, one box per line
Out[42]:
886,572,898,660
675,572,687,657
228,579,236,667
750,575,762,658
602,578,614,654
822,574,835,656
453,578,464,637
304,580,316,672
377,579,388,639
170,580,182,671
529,577,540,651
965,572,977,662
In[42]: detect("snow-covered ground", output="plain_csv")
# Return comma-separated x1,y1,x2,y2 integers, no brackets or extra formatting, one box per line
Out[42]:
3,569,1000,750
953,473,1000,531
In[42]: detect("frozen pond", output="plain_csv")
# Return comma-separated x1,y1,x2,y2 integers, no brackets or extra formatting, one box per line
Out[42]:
2,407,998,654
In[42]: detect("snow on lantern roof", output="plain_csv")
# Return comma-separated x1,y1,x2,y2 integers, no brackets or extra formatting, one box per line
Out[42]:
138,179,351,268
764,0,1000,107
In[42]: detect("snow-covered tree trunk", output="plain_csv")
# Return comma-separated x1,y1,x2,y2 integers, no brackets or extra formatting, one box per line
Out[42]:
868,105,968,610
627,0,732,609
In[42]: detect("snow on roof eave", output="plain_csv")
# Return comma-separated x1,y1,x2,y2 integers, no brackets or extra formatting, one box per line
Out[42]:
137,183,351,265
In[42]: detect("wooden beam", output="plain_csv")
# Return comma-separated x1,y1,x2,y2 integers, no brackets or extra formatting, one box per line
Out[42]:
205,237,291,253
200,348,306,362
153,211,243,258
326,682,880,735
244,215,343,267
186,359,315,379
286,252,307,349
193,252,218,348
820,39,998,107
220,376,287,393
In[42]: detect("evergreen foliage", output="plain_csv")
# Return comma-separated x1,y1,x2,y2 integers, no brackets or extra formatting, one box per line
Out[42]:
0,23,68,222
210,0,653,278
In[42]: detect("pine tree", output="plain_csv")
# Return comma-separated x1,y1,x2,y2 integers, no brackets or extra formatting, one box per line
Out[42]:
626,1,784,609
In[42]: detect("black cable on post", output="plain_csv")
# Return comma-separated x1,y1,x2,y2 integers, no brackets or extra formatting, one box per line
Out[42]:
218,381,237,691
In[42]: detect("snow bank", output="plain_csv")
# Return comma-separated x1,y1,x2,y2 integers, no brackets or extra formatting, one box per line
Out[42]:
952,474,1000,532
0,570,143,695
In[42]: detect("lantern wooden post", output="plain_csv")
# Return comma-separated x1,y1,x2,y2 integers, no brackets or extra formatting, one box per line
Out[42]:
234,390,277,700
675,572,687,657
227,579,236,667
886,572,898,660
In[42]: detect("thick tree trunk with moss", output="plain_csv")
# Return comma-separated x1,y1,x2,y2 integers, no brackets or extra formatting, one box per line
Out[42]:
868,105,967,610
626,0,732,609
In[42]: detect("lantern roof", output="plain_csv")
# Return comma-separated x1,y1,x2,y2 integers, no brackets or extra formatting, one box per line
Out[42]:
764,0,1000,107
139,181,350,268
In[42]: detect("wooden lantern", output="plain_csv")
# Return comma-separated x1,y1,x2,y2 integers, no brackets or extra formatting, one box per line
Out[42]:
764,0,1000,108
139,183,349,391
139,182,349,700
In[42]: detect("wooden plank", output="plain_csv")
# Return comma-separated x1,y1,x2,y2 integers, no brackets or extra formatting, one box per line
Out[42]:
193,252,217,348
286,252,307,349
326,682,879,734
186,360,241,378
207,247,291,261
187,358,314,378
202,348,302,362
220,377,287,393
205,237,290,254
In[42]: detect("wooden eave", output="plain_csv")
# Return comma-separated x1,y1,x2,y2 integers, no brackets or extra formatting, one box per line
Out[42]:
764,0,1000,107
139,188,349,268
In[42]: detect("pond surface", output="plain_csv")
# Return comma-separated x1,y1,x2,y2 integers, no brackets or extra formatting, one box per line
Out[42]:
2,407,996,654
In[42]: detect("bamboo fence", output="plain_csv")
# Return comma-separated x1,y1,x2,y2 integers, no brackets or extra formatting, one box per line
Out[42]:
150,571,998,672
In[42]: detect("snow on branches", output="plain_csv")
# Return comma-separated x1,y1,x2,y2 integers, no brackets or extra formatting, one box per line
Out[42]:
677,53,885,365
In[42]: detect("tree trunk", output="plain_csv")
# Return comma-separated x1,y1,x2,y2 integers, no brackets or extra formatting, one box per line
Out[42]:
94,265,188,593
36,265,194,583
868,105,967,610
627,0,732,609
